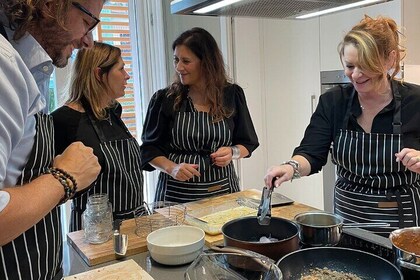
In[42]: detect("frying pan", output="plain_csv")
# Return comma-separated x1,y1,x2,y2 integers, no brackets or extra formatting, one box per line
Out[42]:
276,247,403,280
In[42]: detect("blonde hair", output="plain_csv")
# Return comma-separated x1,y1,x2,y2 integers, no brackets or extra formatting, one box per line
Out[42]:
67,41,121,120
338,15,405,88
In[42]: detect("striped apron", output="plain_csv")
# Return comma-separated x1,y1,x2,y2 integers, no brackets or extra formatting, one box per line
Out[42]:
69,104,143,231
332,83,420,237
0,113,62,280
155,98,240,203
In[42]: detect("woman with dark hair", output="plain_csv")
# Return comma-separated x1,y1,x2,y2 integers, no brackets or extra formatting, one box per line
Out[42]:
141,27,259,203
52,42,143,231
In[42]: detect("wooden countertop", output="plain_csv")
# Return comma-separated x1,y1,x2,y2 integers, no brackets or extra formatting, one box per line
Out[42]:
67,189,316,266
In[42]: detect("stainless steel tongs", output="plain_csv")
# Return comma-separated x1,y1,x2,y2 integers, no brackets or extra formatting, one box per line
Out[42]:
257,186,273,225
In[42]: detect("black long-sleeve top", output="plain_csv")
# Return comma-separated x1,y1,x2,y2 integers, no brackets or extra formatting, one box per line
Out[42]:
293,81,420,175
140,83,259,171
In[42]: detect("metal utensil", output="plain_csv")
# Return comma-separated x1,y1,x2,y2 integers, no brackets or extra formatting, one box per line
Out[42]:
113,219,128,256
257,186,273,225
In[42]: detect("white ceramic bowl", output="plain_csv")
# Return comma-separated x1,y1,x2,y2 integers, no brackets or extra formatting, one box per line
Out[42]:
146,225,205,265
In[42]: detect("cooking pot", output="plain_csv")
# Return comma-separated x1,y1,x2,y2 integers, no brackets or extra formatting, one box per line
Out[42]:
390,227,420,279
295,211,389,246
276,247,403,280
221,216,299,262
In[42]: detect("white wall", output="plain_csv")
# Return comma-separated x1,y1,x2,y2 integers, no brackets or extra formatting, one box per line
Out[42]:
232,17,323,209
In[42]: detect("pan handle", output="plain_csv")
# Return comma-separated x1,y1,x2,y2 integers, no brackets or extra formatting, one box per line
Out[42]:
343,222,390,228
209,245,276,271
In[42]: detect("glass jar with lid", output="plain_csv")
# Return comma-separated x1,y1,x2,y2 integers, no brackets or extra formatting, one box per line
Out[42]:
82,194,113,244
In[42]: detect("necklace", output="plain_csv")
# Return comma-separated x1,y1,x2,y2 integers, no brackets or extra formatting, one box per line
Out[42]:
359,90,393,111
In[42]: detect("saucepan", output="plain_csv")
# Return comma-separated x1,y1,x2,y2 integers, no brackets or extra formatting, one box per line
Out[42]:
389,226,420,279
294,211,390,246
221,216,299,262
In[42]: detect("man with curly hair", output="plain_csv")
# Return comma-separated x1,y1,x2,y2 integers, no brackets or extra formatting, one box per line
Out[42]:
0,1,106,279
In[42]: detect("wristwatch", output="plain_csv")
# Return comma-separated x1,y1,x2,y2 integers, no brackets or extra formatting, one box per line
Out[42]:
231,145,240,160
281,160,301,181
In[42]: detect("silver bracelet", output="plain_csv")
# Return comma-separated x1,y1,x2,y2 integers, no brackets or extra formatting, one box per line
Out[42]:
231,145,241,160
281,160,301,181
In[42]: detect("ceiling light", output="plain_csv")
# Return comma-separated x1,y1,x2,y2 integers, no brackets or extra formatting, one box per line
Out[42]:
193,0,244,14
296,0,385,19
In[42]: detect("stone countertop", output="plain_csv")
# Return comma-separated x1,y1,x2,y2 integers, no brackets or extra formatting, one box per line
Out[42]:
63,241,193,279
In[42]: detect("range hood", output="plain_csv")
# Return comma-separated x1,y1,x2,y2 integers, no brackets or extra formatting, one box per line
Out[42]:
170,0,392,20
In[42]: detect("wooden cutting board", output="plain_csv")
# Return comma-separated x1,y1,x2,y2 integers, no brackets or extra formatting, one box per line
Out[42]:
63,259,154,279
184,189,316,245
67,189,316,266
67,217,148,266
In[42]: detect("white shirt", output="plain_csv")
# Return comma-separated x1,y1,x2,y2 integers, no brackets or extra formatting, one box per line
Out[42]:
0,31,47,189
8,27,53,113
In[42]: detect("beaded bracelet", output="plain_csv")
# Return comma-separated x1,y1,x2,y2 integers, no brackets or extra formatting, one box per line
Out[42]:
44,167,78,204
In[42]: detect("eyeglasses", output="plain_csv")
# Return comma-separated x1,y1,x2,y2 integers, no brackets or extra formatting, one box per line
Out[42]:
72,2,100,34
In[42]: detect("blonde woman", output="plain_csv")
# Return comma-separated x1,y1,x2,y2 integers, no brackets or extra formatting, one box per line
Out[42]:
52,42,143,231
265,15,420,237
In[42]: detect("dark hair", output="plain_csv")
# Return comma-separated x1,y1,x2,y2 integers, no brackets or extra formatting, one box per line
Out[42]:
168,27,232,121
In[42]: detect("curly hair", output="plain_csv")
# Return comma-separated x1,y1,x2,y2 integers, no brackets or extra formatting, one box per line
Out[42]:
168,27,233,122
338,15,406,87
0,0,71,40
67,41,121,120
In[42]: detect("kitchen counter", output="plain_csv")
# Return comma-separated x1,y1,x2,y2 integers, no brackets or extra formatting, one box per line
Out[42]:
63,241,193,279
63,188,307,278
62,189,395,279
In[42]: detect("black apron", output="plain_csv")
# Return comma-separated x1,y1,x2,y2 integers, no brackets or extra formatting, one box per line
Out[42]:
0,113,62,280
69,103,143,231
155,97,240,203
332,81,420,237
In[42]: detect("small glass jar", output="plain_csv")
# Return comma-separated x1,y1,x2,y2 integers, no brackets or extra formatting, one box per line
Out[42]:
82,194,113,244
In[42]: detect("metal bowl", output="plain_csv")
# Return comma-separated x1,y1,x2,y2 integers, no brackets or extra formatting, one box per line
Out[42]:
389,227,420,279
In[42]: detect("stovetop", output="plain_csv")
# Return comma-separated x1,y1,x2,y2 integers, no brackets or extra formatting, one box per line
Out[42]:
298,228,395,262
338,228,394,262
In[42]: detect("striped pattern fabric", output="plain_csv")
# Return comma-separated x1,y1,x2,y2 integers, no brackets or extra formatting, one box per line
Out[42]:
0,113,63,280
332,129,420,237
155,107,240,203
70,138,143,232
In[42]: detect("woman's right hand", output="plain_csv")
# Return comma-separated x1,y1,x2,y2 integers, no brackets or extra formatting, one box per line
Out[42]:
264,164,294,189
169,163,200,181
52,142,101,191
